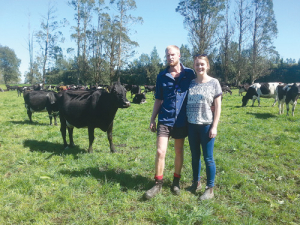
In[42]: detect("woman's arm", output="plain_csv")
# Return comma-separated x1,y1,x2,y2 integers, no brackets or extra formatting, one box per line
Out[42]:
209,95,222,138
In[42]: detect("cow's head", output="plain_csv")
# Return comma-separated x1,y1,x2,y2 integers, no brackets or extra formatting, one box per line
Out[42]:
111,82,131,108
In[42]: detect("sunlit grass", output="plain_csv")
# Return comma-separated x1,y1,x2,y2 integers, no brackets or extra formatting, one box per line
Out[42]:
0,84,300,224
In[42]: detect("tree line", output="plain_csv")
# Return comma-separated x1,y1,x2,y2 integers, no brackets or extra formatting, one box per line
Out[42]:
1,0,300,86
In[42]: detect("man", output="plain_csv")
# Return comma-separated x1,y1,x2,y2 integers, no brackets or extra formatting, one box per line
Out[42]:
144,45,195,199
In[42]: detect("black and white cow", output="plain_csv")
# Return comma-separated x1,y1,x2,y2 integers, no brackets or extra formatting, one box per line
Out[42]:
133,92,146,104
242,82,280,107
238,83,250,96
277,83,300,116
221,85,232,95
23,90,61,125
58,81,130,153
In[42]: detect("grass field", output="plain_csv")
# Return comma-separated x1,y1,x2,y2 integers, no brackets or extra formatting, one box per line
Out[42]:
0,84,300,224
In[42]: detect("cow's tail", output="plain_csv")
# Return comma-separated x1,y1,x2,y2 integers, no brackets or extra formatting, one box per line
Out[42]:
47,92,56,104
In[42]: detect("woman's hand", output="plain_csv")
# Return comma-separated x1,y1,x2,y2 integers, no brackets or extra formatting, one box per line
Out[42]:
209,126,217,138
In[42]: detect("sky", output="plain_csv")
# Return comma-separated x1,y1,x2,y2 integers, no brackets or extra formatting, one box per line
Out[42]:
0,0,299,83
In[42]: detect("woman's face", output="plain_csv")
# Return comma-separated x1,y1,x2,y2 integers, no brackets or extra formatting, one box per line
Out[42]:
194,58,209,76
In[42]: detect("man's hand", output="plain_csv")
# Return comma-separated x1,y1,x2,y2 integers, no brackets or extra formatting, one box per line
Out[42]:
150,120,156,132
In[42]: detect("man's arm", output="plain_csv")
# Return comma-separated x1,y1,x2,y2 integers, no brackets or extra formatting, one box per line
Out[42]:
150,99,163,132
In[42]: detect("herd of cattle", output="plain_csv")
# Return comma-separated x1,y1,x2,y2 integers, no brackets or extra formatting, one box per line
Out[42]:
239,82,300,116
1,81,300,152
3,82,155,152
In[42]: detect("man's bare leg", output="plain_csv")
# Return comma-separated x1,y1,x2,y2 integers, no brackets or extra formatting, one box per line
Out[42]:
155,136,169,176
144,136,169,199
171,138,185,195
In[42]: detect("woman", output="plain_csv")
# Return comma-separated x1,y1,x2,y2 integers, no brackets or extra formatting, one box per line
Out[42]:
186,54,222,200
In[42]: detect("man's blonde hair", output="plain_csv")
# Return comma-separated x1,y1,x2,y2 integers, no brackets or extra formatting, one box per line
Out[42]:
165,45,180,55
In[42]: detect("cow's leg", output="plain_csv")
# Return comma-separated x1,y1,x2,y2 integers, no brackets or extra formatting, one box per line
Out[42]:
53,112,58,126
272,97,277,107
68,127,75,147
60,118,68,149
107,122,116,153
53,115,57,126
27,110,33,123
257,97,261,107
48,114,53,125
286,104,290,116
292,103,296,116
87,126,94,153
278,101,283,114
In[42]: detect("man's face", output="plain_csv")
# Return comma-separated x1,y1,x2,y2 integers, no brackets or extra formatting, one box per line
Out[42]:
166,48,180,67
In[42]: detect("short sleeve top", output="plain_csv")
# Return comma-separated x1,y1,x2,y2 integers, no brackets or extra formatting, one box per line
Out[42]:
187,78,222,125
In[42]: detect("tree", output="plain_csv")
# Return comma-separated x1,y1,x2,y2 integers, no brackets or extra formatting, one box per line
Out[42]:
219,0,234,83
27,13,35,84
180,44,193,69
250,0,277,83
35,3,66,84
176,0,225,54
148,47,162,85
234,0,252,85
109,0,143,81
0,45,21,84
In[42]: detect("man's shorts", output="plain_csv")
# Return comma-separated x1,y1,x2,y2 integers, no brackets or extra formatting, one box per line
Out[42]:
157,123,188,139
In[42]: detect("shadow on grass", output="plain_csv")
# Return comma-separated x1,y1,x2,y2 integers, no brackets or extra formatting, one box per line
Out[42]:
246,112,277,119
10,120,51,126
59,167,151,192
23,139,86,159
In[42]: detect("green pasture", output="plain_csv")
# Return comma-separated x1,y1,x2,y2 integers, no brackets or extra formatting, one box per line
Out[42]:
0,84,299,224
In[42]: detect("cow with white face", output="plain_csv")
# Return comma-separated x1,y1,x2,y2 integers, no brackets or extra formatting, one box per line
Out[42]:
277,83,300,116
242,82,280,107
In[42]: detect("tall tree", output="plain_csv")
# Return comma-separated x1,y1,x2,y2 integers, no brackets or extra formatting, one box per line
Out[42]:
234,0,252,85
69,0,82,84
102,16,119,84
27,13,35,84
109,0,143,81
0,45,21,84
250,0,277,83
91,0,108,84
176,0,225,54
35,4,66,84
220,0,234,83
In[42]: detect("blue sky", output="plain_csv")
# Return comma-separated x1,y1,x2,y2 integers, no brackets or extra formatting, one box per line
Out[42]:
0,0,299,82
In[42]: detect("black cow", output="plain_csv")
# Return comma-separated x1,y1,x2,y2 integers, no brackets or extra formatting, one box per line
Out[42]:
131,85,141,98
144,85,156,93
133,92,146,104
59,81,130,153
6,84,18,91
23,90,60,125
277,83,300,116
